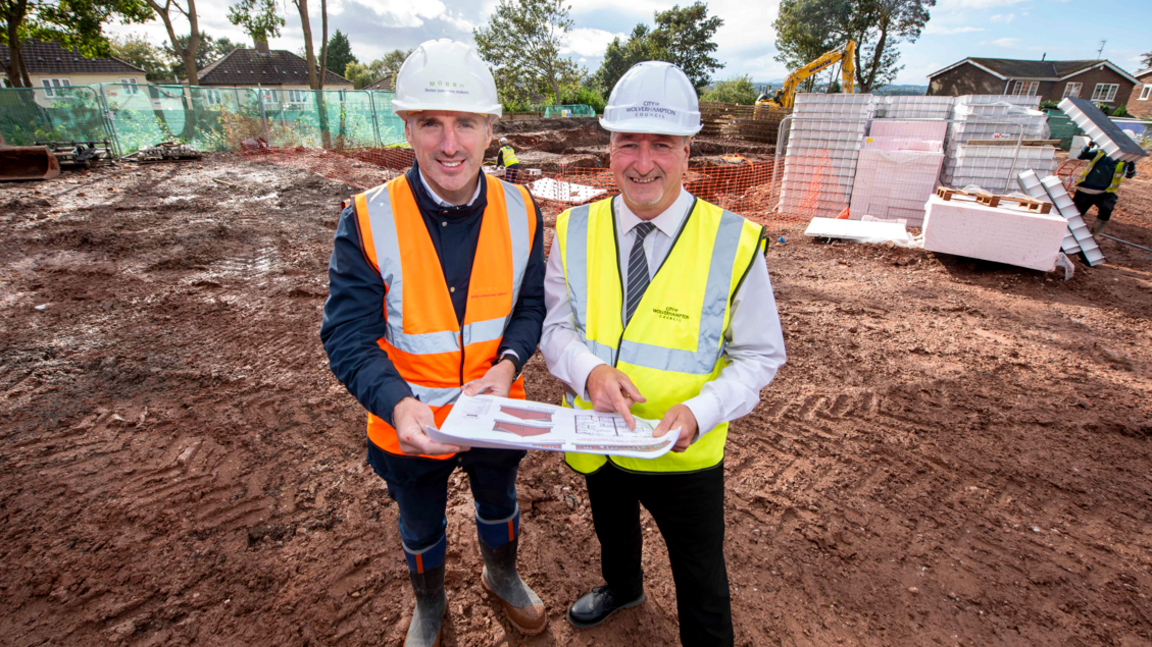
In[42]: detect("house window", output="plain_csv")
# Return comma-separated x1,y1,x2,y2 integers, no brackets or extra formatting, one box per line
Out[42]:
261,89,277,104
119,77,139,95
287,89,309,104
1140,85,1152,101
1012,80,1039,96
1062,82,1081,99
203,89,224,106
1091,83,1119,102
41,78,71,98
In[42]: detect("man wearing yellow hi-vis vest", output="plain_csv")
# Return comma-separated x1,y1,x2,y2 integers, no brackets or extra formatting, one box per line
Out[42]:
1073,143,1137,236
541,61,786,646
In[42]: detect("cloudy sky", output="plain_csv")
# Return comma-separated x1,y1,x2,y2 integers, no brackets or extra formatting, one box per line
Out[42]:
105,0,1152,86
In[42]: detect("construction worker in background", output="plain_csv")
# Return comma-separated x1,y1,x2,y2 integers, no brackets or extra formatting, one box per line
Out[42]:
320,39,547,647
541,61,787,647
497,136,521,183
1074,143,1137,236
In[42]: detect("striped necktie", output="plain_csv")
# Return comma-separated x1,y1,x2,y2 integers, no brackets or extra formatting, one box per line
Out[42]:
625,221,657,325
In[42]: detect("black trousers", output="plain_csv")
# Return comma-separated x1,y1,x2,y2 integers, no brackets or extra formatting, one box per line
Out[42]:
1073,189,1118,221
585,461,733,647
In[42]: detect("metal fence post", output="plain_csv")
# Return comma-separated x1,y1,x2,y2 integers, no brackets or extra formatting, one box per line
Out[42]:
368,91,382,148
257,84,270,144
97,83,124,158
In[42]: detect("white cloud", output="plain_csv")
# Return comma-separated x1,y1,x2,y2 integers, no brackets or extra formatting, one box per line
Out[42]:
561,27,625,57
924,24,984,35
989,13,1015,23
362,0,448,28
937,0,1027,10
985,37,1022,48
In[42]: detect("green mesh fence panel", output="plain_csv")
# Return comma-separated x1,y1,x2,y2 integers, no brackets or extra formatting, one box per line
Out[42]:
0,86,110,146
0,83,408,155
542,104,594,118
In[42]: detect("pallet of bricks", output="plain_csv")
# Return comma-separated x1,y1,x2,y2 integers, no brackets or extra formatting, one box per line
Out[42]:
779,94,875,218
847,95,954,227
941,95,1056,193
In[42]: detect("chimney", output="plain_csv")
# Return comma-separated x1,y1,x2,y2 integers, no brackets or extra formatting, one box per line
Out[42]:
1041,52,1046,61
254,37,270,55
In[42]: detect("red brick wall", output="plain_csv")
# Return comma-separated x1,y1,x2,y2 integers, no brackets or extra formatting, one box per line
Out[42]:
928,64,1005,96
1127,74,1152,119
1051,67,1135,106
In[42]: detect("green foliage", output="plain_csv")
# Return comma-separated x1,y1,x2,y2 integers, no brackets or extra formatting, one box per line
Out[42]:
111,33,173,82
554,84,605,113
773,0,934,93
325,30,356,77
227,0,284,42
590,2,723,96
344,61,375,89
1039,100,1060,110
1112,105,1130,118
344,49,409,89
649,2,723,92
474,0,583,108
701,75,757,105
0,0,154,86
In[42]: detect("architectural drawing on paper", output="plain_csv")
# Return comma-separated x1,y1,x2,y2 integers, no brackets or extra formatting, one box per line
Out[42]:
499,406,553,422
492,421,552,437
574,414,634,437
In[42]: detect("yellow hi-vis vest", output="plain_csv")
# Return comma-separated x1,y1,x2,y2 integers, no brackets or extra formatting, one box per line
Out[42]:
500,145,519,166
1077,149,1127,193
554,196,766,474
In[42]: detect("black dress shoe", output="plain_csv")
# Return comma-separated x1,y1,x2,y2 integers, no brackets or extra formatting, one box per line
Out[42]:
566,584,646,628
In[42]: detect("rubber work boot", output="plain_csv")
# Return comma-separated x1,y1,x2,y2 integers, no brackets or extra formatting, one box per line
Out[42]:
405,564,446,647
1091,218,1107,236
479,537,548,635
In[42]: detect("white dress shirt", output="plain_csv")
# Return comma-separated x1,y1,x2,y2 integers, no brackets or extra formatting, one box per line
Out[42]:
541,187,787,439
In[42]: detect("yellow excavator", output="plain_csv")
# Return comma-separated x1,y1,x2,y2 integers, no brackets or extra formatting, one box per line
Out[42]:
756,40,856,109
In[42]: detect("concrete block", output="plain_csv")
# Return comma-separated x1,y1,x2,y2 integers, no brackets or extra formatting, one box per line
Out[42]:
922,194,1067,271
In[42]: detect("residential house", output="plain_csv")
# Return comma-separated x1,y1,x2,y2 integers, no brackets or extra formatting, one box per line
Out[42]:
197,39,354,107
362,76,394,92
0,40,147,106
927,57,1137,107
1126,69,1152,119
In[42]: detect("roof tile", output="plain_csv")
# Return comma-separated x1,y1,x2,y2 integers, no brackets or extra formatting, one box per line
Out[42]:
199,48,352,86
0,40,145,76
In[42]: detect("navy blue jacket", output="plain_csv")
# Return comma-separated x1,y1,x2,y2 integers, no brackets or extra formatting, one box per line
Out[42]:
1077,145,1137,191
320,164,546,427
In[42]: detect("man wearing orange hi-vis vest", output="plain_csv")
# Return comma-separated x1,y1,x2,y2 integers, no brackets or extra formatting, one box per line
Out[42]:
542,62,787,646
321,40,547,646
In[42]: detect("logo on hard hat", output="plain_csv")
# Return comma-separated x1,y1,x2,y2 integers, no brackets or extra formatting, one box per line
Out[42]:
625,101,677,119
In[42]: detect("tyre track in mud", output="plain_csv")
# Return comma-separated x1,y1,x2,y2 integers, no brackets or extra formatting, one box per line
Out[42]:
0,155,1150,646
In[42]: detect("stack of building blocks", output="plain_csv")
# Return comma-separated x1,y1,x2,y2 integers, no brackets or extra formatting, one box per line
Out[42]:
922,193,1069,271
1016,169,1081,255
1038,175,1105,266
875,96,955,120
848,120,946,227
1058,97,1148,163
941,95,1056,192
780,93,876,218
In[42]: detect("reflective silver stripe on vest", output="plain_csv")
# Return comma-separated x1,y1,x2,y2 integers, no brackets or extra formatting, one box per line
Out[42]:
411,384,460,407
617,209,746,375
562,204,591,337
501,180,532,318
364,178,531,357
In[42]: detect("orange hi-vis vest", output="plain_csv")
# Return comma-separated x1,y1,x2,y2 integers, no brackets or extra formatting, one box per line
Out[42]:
351,173,536,459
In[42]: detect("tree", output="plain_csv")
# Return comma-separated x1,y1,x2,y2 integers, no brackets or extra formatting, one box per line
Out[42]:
649,2,723,92
164,32,241,80
474,0,582,107
701,75,757,105
325,29,354,76
344,48,409,89
1141,51,1151,70
111,33,171,81
227,0,283,44
774,0,934,93
343,61,374,88
591,24,659,95
0,0,153,88
141,0,203,85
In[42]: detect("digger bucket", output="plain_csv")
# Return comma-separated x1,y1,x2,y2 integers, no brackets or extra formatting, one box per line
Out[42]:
0,146,61,181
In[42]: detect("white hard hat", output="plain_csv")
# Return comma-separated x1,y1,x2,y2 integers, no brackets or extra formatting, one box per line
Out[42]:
499,137,508,144
392,39,502,119
600,62,702,136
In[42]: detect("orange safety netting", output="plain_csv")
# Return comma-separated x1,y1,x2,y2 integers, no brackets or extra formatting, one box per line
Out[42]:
239,145,842,229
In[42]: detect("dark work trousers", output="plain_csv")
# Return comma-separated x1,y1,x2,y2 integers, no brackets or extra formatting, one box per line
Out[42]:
585,461,733,647
367,441,525,552
1073,190,1118,221
504,163,521,184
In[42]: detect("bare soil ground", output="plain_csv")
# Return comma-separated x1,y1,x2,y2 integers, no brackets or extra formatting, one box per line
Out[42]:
1,154,1151,647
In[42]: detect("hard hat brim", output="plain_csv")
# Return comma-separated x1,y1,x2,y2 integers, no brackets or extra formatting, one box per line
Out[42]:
393,99,503,119
598,117,702,137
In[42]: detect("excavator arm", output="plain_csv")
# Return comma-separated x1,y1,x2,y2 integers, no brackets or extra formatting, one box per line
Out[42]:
756,40,857,109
